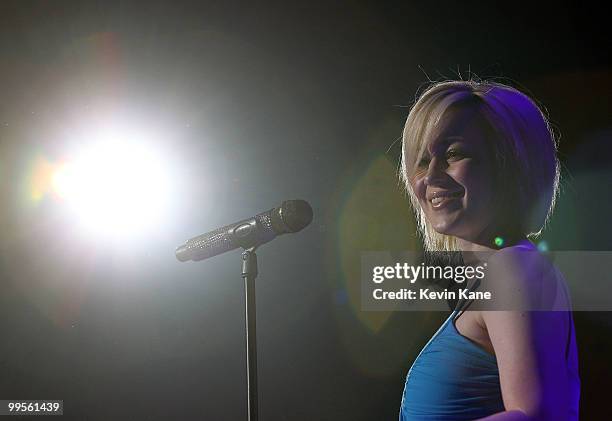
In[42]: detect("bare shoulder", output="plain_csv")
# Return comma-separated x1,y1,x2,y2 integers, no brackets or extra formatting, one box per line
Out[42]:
483,244,560,311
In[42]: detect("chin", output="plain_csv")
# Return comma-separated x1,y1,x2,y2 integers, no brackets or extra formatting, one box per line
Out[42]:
430,220,458,236
430,214,492,247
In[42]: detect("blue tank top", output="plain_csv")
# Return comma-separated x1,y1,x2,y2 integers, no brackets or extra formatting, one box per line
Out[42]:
399,295,504,420
399,265,580,420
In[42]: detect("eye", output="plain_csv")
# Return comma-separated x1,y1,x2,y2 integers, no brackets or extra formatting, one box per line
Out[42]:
445,148,466,161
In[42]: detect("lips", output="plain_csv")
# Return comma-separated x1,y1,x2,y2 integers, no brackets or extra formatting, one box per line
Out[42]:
427,190,463,209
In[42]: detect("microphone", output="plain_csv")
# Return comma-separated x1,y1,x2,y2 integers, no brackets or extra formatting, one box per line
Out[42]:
175,199,313,262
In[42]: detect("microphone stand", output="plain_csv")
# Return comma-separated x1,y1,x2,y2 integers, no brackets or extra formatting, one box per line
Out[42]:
241,247,258,421
176,200,313,421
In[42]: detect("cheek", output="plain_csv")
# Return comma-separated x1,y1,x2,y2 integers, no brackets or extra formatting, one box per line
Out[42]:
410,177,427,203
449,161,493,206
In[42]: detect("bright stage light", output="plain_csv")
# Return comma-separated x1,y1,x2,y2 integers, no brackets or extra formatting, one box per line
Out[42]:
50,127,174,238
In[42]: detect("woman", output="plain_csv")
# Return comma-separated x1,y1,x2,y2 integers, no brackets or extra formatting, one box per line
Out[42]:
398,80,580,420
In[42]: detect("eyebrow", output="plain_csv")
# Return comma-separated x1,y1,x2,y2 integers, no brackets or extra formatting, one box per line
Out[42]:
436,136,465,145
431,135,465,145
426,135,465,154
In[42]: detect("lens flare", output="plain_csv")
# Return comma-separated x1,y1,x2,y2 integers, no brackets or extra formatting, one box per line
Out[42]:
54,138,171,237
494,236,504,247
29,156,56,202
537,240,549,252
51,161,78,199
24,122,175,239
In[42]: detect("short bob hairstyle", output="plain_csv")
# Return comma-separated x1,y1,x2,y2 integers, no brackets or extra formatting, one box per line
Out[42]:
400,80,560,252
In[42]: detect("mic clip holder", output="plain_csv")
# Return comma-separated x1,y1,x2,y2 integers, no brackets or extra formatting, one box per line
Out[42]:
232,220,261,250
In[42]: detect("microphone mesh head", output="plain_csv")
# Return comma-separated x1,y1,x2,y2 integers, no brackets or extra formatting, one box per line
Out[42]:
280,200,313,232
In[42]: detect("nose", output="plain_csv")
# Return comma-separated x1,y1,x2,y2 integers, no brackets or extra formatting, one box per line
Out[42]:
423,156,447,186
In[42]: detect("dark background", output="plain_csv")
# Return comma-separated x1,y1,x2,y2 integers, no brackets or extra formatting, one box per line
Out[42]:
1,1,611,420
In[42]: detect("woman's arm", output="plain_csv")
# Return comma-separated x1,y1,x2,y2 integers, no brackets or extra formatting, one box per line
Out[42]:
475,249,570,421
475,310,569,420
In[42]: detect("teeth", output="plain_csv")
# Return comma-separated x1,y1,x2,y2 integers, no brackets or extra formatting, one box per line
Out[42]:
430,192,462,206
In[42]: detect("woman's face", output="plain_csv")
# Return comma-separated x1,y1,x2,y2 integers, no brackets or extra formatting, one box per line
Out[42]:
409,105,497,244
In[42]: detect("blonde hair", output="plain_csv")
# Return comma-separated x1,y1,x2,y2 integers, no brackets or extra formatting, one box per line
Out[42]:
399,80,560,251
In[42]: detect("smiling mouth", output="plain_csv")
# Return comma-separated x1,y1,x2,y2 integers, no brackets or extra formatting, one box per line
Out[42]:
429,191,463,209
